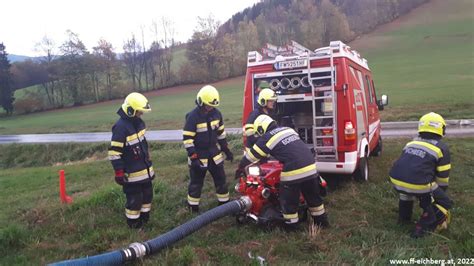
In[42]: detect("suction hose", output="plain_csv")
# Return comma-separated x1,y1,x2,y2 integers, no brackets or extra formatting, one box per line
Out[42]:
49,197,252,266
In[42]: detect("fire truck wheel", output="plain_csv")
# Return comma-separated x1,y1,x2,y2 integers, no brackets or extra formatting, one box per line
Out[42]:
371,136,383,157
353,156,369,182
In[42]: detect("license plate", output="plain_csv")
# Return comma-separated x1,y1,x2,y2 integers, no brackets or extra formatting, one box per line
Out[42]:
274,59,307,70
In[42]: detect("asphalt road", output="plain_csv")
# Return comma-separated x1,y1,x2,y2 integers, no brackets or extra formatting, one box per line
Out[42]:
0,120,472,144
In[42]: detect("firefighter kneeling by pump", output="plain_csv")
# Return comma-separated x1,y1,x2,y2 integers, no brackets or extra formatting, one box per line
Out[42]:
389,112,452,238
235,114,329,230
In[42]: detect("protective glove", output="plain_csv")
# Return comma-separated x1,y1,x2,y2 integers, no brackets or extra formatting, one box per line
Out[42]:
234,167,245,180
150,174,155,181
318,175,327,197
114,169,126,186
222,148,234,162
190,153,204,170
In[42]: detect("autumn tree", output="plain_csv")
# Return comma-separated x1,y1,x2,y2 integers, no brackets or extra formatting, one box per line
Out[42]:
186,15,222,80
59,30,90,105
237,20,260,56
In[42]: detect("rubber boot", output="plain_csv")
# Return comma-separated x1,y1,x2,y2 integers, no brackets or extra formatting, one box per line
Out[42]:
411,207,436,238
141,212,150,224
127,217,143,229
411,223,426,238
313,213,330,228
188,204,199,213
218,200,229,206
398,199,414,224
283,222,301,232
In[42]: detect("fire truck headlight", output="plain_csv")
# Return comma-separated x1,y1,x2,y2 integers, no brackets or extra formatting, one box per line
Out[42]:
261,188,271,199
248,166,261,176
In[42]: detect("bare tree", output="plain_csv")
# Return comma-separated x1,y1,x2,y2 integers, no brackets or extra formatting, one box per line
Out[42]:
150,16,176,87
35,35,58,106
140,25,149,91
161,17,175,85
123,35,141,91
59,30,90,106
93,39,117,100
147,41,161,89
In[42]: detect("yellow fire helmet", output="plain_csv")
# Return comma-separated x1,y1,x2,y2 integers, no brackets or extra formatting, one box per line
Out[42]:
418,112,446,136
258,88,278,107
196,85,220,107
121,92,151,117
254,114,276,136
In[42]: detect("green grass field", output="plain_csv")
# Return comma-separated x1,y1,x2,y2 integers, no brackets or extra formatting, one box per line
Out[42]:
0,0,472,134
0,78,245,134
0,138,473,264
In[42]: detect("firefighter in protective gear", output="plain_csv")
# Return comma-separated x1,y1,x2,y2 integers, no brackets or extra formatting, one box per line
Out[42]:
244,85,278,149
389,112,452,238
182,85,233,212
236,114,329,230
108,92,155,229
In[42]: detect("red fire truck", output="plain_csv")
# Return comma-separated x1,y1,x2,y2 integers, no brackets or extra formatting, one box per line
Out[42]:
242,41,388,181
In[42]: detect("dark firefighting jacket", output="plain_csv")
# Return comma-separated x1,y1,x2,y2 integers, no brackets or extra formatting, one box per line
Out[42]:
244,108,264,149
182,107,228,167
108,109,154,183
240,126,317,183
389,136,450,194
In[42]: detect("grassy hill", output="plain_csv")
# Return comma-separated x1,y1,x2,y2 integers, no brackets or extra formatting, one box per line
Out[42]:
351,0,474,121
0,138,473,264
1,0,473,135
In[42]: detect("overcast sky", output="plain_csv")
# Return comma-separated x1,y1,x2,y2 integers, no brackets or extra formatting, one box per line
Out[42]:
1,0,260,56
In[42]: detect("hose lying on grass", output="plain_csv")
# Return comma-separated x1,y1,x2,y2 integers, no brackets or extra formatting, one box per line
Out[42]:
50,196,252,266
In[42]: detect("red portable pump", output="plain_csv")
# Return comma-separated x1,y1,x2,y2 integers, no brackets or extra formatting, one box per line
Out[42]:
235,161,327,227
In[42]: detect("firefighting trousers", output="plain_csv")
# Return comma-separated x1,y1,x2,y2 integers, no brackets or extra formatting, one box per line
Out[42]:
279,175,324,224
399,187,452,229
123,180,153,227
187,159,229,206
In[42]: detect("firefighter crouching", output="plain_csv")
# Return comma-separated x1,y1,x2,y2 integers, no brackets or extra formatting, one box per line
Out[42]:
389,112,452,238
244,85,278,150
183,85,234,212
236,114,329,230
108,92,155,229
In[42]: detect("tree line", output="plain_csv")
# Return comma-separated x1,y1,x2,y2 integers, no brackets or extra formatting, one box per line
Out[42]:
187,0,428,81
0,0,427,115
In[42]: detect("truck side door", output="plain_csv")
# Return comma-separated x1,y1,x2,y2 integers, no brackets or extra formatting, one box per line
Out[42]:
364,75,380,151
